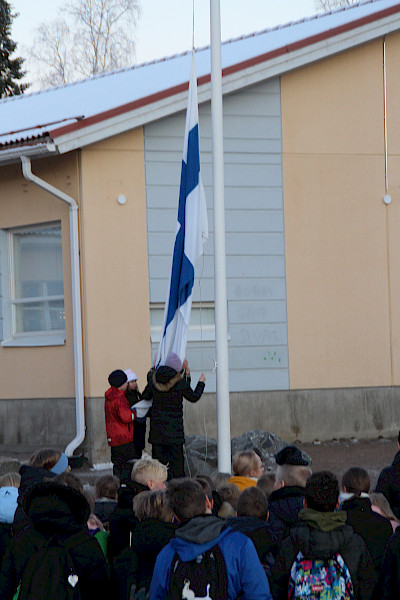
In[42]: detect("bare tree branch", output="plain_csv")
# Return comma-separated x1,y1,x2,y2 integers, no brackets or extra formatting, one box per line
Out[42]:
315,0,358,11
27,0,141,88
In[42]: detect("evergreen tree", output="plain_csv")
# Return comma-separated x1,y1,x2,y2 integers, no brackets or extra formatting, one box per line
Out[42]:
0,0,28,97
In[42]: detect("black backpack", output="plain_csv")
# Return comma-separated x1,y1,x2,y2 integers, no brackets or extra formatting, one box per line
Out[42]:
168,543,228,600
17,534,83,600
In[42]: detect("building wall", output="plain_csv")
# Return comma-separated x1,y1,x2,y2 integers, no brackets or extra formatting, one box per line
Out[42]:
80,128,151,463
281,38,394,390
144,78,289,392
0,155,77,399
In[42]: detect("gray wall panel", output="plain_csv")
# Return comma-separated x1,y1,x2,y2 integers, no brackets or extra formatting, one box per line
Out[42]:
144,77,289,393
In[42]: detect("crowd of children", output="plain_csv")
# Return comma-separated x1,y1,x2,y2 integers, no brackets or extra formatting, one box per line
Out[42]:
0,439,400,599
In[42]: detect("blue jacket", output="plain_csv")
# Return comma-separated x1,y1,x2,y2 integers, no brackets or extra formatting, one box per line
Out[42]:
0,487,18,524
149,514,272,600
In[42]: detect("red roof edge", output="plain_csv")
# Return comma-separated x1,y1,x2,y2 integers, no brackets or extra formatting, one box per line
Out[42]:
50,3,400,140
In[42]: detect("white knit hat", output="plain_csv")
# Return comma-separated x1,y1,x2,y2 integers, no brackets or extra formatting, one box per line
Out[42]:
124,368,137,382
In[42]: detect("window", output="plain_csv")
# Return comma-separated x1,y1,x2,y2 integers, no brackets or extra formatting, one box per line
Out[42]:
150,302,215,343
1,222,65,346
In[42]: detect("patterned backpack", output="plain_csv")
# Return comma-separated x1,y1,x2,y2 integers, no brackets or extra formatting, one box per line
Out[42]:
288,550,354,600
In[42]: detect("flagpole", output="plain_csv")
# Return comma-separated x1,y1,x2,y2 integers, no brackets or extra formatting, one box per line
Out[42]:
210,0,231,472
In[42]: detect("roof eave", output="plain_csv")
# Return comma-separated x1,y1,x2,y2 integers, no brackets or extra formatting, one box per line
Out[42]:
0,141,58,166
52,11,400,155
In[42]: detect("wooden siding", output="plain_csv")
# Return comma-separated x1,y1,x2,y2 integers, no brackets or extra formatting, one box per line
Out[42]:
144,78,289,393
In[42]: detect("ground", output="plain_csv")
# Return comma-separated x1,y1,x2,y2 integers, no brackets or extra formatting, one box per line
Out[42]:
0,436,397,488
296,436,397,489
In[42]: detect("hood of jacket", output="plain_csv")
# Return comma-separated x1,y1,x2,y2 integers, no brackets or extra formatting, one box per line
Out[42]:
152,366,184,392
341,495,372,514
18,465,56,502
290,508,353,560
23,482,90,537
105,386,126,403
0,486,18,524
170,514,230,561
269,485,305,526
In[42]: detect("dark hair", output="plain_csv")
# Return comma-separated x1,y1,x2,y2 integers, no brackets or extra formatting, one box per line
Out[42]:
257,472,276,498
305,471,339,512
217,483,241,511
398,430,400,445
237,486,268,520
95,474,119,499
166,478,206,521
195,476,213,501
342,467,370,496
28,448,61,470
52,472,84,494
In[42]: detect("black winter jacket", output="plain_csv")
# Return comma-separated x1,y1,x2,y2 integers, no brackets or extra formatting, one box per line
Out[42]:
13,465,56,533
375,450,400,519
268,485,305,543
272,508,376,600
341,495,392,572
113,518,177,599
142,366,205,445
375,527,400,599
0,482,112,600
108,480,148,561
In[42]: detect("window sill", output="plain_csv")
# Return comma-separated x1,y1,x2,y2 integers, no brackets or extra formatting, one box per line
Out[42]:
1,333,66,347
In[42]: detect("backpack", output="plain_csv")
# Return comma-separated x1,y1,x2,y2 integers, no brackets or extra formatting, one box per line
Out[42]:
17,534,83,600
168,543,228,600
288,550,354,600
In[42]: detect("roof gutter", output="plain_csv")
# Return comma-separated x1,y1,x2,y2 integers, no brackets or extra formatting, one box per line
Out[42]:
20,155,85,458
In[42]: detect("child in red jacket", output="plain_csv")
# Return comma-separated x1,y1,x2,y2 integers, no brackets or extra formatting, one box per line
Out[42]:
105,370,136,483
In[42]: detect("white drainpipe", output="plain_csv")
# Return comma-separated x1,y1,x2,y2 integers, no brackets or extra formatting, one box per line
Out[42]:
21,155,85,457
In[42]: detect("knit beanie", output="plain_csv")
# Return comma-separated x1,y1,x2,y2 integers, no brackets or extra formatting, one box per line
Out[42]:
275,445,309,466
165,353,182,372
108,369,128,388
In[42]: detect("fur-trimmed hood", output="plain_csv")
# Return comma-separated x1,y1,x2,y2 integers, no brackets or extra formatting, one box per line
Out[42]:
152,366,184,392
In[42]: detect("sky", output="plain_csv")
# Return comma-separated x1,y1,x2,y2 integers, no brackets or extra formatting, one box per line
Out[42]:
10,0,320,86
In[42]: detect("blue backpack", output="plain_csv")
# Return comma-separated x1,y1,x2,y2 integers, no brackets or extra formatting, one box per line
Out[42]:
288,550,354,600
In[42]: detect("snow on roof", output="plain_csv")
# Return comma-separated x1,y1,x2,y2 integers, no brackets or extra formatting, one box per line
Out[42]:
0,0,399,151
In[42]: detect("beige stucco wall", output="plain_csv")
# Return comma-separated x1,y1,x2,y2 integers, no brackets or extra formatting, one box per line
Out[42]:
281,37,396,389
80,128,151,398
0,154,77,398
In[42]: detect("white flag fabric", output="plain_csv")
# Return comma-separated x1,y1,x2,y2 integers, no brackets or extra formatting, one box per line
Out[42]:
156,54,208,367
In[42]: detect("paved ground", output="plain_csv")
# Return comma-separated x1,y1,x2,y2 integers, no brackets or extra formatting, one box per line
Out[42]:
296,436,397,490
0,436,397,489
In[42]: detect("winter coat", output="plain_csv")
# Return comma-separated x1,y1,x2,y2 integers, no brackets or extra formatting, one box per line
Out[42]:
226,516,278,565
227,475,258,492
341,495,392,572
375,527,400,599
13,465,56,533
113,518,177,599
375,450,400,519
0,523,12,571
142,366,205,445
104,386,134,447
271,508,376,600
108,480,149,560
0,482,112,600
149,514,273,600
268,485,305,543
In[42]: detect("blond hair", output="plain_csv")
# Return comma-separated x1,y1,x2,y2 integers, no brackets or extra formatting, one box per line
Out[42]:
132,458,168,485
0,472,21,488
133,490,174,522
232,450,259,477
276,464,312,488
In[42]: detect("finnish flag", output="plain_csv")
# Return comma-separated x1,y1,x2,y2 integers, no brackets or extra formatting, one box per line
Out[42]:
156,54,208,366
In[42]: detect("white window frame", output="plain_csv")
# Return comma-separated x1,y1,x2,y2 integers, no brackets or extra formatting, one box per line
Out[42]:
150,302,216,343
1,222,66,347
